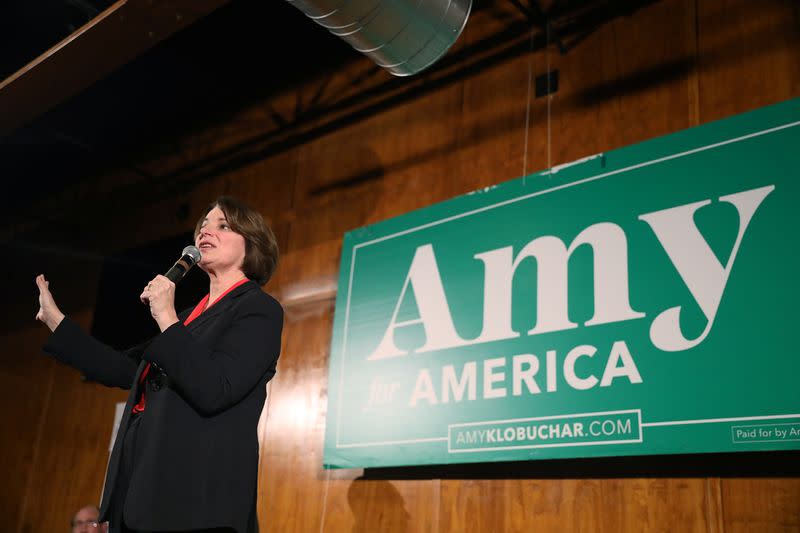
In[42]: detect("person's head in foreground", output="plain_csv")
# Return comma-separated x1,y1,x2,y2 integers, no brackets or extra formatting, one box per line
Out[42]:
71,505,107,533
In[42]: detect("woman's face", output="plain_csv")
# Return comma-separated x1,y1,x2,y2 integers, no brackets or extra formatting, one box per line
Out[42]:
195,206,247,275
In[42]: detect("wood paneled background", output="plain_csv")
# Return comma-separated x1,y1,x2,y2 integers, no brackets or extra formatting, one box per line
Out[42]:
2,0,799,531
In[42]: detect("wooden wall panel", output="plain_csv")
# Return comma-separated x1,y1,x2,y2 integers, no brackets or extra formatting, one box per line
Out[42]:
697,0,800,123
440,479,507,532
258,304,331,532
720,479,800,532
320,478,440,532
0,325,56,533
17,311,127,533
598,479,712,532
292,79,465,226
541,0,697,169
453,3,538,191
439,478,715,532
2,246,111,532
228,154,298,224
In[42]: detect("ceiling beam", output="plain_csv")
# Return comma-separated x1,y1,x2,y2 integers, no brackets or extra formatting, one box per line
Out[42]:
0,0,230,138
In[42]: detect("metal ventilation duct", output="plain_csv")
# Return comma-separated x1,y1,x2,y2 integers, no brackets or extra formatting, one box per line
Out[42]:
286,0,472,76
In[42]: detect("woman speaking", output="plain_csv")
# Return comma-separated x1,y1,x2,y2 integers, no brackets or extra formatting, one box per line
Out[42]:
35,197,283,533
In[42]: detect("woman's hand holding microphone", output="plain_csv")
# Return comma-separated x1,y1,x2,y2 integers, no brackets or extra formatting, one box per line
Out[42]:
140,275,179,332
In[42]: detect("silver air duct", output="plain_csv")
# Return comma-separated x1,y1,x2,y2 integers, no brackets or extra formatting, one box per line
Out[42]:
286,0,472,76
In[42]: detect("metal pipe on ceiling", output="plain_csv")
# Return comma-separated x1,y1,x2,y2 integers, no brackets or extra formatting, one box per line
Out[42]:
286,0,472,76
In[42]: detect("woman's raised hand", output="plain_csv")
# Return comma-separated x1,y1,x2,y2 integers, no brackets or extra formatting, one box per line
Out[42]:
35,274,65,332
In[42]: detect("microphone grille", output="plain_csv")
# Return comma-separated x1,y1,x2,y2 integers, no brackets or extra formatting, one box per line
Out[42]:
182,245,202,265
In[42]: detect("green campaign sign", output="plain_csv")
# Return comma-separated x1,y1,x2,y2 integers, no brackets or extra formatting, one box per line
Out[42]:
323,98,800,468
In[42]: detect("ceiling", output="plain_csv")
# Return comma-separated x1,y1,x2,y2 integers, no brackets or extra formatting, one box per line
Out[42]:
1,0,667,227
0,0,357,220
1,0,366,332
1,0,116,81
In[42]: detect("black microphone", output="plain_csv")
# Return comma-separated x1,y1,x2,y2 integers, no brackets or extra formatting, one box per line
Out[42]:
164,245,202,284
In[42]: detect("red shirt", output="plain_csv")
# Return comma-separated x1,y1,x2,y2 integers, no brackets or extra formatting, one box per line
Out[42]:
132,278,249,414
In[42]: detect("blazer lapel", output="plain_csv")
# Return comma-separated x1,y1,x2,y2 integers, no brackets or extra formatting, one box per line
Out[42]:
185,280,258,332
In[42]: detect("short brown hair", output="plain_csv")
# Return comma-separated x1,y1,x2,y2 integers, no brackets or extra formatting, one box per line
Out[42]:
194,196,279,285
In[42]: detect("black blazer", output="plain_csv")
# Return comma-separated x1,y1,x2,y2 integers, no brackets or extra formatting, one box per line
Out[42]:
43,281,283,532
